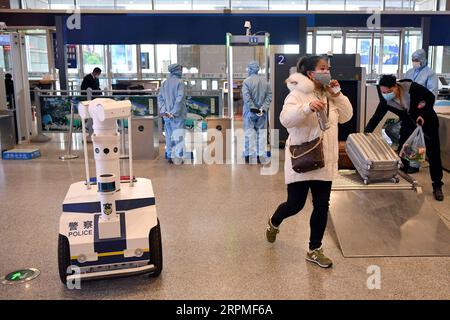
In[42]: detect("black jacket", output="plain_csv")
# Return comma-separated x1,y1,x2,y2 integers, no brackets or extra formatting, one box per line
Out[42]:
365,80,437,133
81,74,101,95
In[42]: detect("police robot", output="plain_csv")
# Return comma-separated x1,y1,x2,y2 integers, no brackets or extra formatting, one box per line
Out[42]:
58,98,162,284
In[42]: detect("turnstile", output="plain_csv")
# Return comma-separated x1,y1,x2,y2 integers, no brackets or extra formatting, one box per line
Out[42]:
131,116,159,160
205,116,231,163
0,110,15,152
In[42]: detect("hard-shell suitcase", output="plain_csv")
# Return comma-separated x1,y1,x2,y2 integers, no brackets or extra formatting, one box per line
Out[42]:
345,133,402,185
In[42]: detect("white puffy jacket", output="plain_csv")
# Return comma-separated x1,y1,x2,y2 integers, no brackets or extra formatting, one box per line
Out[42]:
281,73,353,184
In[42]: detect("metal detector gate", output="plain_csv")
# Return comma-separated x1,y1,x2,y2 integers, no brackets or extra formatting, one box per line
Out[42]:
225,33,270,119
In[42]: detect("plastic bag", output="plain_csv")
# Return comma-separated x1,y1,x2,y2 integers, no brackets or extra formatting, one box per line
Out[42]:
399,125,426,162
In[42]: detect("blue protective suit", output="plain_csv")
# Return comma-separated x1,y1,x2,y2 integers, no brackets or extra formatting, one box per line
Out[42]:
242,61,273,158
157,64,187,159
404,49,439,97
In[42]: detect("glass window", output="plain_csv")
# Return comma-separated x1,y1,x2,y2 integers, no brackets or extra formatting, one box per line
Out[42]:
193,0,229,10
22,0,49,9
309,0,345,10
307,32,313,54
0,35,12,73
82,45,106,75
345,33,380,78
67,45,79,75
156,45,177,73
231,0,268,10
316,34,332,55
345,0,381,11
283,45,300,54
111,45,137,74
154,0,191,10
385,0,413,10
116,0,152,10
315,30,342,54
269,0,306,10
414,0,436,10
402,30,421,76
381,35,400,75
50,0,76,9
333,35,343,54
10,0,21,9
77,0,115,9
431,46,450,74
25,35,49,73
141,45,156,74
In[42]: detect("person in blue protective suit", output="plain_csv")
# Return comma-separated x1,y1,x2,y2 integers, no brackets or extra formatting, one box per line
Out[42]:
403,49,439,173
405,49,439,97
157,63,187,164
242,61,273,164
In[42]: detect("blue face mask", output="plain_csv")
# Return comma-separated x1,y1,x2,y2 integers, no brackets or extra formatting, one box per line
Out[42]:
382,92,396,101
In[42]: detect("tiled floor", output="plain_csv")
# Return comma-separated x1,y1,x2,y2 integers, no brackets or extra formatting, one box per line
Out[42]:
0,132,449,300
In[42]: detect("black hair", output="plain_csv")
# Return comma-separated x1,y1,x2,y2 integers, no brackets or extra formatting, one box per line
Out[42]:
93,67,102,74
5,73,12,79
296,55,327,76
379,74,397,88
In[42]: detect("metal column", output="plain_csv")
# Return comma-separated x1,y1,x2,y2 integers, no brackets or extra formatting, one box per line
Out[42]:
10,32,32,143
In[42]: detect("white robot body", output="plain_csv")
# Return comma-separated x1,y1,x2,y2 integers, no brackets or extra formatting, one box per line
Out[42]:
58,98,162,283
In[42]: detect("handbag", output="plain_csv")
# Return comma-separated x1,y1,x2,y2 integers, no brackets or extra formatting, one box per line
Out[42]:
288,97,328,173
289,136,325,173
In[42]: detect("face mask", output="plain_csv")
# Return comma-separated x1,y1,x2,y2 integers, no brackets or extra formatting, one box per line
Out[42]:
313,71,331,87
412,61,421,69
382,92,396,101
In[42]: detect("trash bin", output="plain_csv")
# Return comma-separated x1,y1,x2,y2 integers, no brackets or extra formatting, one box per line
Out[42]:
205,116,231,162
131,116,159,160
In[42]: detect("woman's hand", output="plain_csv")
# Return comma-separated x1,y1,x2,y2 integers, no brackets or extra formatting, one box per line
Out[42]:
326,79,341,97
309,99,326,112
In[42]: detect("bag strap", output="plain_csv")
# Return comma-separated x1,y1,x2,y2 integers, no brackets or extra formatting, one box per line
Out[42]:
289,136,323,159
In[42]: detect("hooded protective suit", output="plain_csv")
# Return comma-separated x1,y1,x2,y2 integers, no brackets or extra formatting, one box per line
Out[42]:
242,61,273,158
158,63,187,160
404,49,438,97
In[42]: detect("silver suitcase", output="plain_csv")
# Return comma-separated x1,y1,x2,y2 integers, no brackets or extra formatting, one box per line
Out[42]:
345,133,402,185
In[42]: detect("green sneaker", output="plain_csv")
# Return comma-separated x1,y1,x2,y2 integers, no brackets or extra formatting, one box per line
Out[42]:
306,248,333,268
265,218,279,243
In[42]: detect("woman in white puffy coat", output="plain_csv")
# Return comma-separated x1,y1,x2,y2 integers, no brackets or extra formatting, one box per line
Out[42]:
265,56,353,268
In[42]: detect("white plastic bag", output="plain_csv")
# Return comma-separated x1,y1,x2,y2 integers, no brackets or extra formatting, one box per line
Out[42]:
399,125,426,162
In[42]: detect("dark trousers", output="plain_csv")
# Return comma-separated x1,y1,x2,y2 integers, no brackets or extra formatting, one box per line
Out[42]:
398,118,443,188
271,180,332,251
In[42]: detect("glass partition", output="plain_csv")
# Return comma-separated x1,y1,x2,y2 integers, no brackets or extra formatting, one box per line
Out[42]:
154,0,191,10
25,34,49,73
116,0,152,10
193,0,229,10
77,0,115,9
309,0,345,10
269,0,306,10
141,45,156,74
111,45,138,74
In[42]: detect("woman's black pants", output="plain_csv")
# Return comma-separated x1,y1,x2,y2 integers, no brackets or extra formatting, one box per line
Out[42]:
271,180,332,251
